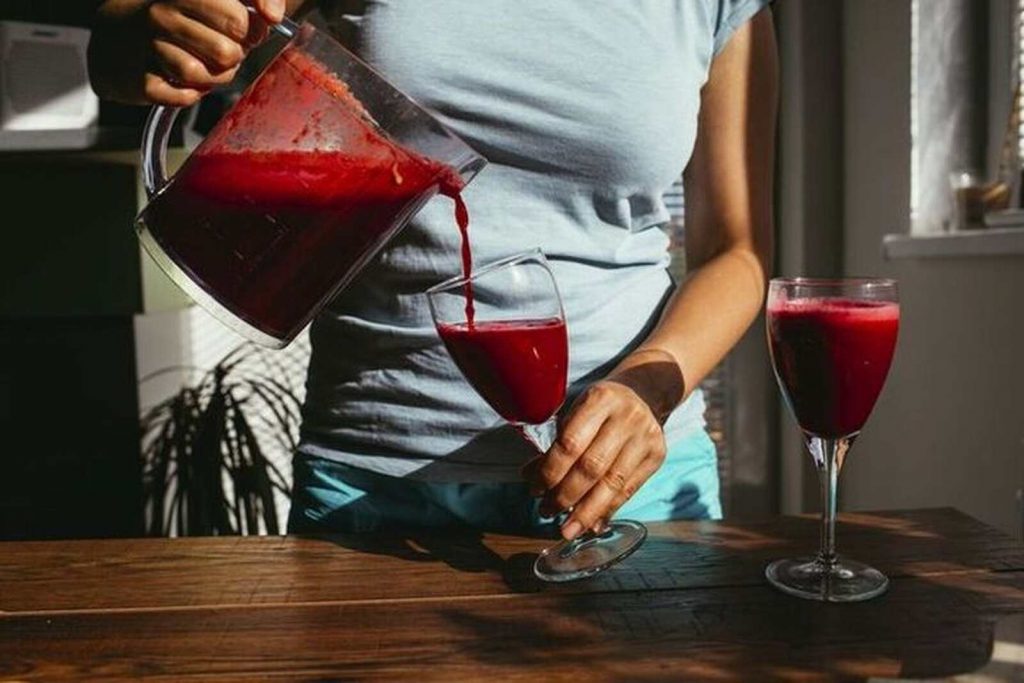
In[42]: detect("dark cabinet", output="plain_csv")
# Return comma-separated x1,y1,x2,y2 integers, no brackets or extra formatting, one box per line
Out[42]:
0,154,146,539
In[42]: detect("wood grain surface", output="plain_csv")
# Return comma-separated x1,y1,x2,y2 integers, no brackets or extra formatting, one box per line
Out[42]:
1,508,1022,681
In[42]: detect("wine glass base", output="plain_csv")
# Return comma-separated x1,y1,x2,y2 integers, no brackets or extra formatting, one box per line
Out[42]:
765,556,889,602
533,520,647,583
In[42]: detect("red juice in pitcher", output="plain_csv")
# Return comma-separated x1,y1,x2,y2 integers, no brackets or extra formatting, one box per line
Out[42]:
139,44,466,342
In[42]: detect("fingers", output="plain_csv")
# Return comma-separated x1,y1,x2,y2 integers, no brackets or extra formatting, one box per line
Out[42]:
153,39,239,89
559,438,654,539
524,381,667,541
254,0,286,24
579,445,664,535
176,0,271,46
92,0,271,106
147,1,246,73
140,0,256,105
527,386,613,495
174,0,252,43
244,14,271,47
539,417,628,517
142,72,204,107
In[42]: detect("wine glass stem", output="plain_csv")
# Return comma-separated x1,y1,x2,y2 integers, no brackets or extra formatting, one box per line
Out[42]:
514,417,559,454
811,436,851,568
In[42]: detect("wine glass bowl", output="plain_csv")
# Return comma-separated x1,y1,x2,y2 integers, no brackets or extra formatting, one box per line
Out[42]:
427,249,569,428
426,249,647,582
765,277,900,602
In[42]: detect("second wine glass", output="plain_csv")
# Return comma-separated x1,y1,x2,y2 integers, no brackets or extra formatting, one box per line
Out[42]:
426,248,647,582
765,277,900,602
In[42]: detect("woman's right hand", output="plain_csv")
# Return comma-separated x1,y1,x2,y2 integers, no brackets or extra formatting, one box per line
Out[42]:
88,0,285,106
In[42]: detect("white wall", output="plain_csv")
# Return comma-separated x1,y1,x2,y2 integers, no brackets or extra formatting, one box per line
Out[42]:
840,0,1024,537
135,305,310,534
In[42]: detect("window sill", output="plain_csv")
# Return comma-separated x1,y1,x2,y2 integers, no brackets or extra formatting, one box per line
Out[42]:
883,227,1024,259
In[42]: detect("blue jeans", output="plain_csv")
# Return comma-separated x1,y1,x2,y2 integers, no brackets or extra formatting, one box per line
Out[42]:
288,429,721,534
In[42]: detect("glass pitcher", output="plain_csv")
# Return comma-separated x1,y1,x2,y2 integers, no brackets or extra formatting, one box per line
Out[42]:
136,20,485,349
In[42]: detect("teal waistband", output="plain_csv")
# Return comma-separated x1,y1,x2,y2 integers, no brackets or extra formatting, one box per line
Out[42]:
288,429,721,534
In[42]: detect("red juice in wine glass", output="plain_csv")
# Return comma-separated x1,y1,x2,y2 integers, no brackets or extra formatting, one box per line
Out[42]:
767,297,899,438
436,317,568,424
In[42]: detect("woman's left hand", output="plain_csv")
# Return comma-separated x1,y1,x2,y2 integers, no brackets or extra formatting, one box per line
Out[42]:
522,349,683,540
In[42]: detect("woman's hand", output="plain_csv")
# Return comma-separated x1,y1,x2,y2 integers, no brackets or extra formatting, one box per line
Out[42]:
522,349,684,540
88,0,285,106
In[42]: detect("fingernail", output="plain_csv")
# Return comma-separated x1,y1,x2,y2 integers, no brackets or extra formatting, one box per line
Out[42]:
562,520,583,540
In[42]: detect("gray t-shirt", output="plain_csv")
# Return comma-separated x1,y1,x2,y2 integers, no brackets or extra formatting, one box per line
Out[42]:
298,0,771,481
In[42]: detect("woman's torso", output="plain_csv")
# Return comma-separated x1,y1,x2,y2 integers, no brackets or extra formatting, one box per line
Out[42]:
299,0,721,480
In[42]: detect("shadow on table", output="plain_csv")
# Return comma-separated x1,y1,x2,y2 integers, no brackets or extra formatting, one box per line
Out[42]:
308,487,714,595
309,526,556,594
292,439,713,595
432,510,1024,681
297,493,1024,680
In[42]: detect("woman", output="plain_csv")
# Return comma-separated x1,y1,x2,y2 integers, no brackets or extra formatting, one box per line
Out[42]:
89,0,777,540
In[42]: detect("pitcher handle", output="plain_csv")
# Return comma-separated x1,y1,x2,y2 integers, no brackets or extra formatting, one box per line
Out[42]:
140,105,179,199
139,13,300,198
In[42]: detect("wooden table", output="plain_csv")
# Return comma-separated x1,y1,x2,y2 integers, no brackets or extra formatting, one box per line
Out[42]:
2,508,1024,681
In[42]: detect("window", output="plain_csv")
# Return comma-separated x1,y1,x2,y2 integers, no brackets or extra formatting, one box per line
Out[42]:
909,0,1021,234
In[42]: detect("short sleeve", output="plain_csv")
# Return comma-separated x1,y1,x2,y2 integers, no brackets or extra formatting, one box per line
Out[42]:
712,0,773,56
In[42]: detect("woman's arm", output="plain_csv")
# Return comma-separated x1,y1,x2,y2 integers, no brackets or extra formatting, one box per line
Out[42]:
89,0,308,106
524,9,779,539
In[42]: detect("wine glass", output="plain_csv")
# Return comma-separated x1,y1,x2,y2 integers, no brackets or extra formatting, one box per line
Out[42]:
426,248,647,582
765,278,900,602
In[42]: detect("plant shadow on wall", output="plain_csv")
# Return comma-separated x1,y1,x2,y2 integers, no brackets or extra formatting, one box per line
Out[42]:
139,345,300,536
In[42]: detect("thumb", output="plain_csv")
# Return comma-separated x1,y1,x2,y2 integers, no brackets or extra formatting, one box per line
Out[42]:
252,0,285,24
